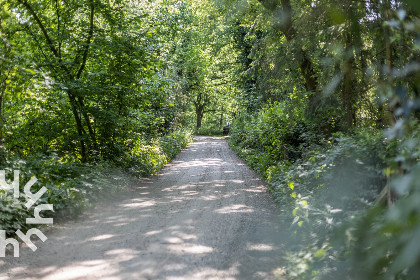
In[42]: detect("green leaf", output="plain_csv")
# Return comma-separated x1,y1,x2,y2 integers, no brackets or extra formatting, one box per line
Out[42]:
25,69,36,75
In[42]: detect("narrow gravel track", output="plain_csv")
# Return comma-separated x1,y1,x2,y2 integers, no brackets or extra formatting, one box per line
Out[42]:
0,136,285,280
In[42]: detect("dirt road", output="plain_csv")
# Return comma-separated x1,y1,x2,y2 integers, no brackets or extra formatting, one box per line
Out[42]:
0,137,285,280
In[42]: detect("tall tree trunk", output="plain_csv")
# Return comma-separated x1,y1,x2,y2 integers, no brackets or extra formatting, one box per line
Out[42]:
0,18,8,146
74,0,96,155
341,4,364,130
0,82,5,144
273,0,320,113
342,32,355,129
377,0,394,126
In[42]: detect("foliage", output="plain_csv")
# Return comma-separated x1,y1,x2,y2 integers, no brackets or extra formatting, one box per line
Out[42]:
2,0,420,277
0,129,192,236
226,0,420,279
0,0,174,163
123,129,193,177
0,0,195,235
162,0,238,131
229,99,308,174
230,118,395,278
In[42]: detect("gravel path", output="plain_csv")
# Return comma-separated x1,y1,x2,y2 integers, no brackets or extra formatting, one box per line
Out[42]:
0,136,285,280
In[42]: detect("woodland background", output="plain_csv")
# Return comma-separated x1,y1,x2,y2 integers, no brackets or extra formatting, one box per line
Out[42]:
1,0,420,278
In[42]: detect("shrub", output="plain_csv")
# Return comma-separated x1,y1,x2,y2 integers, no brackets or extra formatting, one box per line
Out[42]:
349,121,420,280
0,155,129,235
0,129,193,236
229,112,396,279
124,129,193,176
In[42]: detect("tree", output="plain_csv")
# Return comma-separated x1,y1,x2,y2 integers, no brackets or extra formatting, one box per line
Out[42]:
163,0,237,131
3,0,168,161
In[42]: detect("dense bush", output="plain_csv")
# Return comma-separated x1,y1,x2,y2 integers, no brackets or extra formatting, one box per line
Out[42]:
0,155,120,235
228,103,404,279
268,131,395,279
0,129,192,236
124,129,192,176
349,121,420,280
229,102,309,175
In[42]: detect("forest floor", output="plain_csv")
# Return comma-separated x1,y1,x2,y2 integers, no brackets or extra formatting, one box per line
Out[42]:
0,136,285,280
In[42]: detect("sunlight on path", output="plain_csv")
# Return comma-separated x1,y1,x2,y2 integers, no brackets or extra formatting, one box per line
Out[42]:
0,137,285,280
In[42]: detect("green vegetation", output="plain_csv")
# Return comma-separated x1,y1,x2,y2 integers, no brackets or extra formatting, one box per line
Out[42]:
226,0,420,278
0,0,195,235
0,130,192,236
1,0,420,278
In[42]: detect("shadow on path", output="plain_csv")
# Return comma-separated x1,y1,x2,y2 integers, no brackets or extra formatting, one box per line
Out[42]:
0,137,286,280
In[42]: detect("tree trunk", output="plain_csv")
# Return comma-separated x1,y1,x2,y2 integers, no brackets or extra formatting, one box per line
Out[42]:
276,0,319,113
67,91,87,162
0,19,8,145
377,0,394,126
77,96,98,153
196,105,204,130
342,31,355,129
219,106,224,130
341,4,364,130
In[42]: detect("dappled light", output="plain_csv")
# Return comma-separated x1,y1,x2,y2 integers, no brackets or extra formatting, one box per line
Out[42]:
2,0,418,277
0,137,284,280
215,204,254,214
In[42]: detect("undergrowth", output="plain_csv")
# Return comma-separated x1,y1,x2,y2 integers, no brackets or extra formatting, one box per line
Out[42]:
227,106,420,279
0,129,193,236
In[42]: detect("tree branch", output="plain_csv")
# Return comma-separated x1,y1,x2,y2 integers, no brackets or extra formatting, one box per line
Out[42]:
18,0,60,59
55,0,62,57
18,0,73,79
76,0,95,79
203,109,217,113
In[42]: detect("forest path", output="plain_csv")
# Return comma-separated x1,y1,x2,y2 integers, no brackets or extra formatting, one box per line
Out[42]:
0,136,285,280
